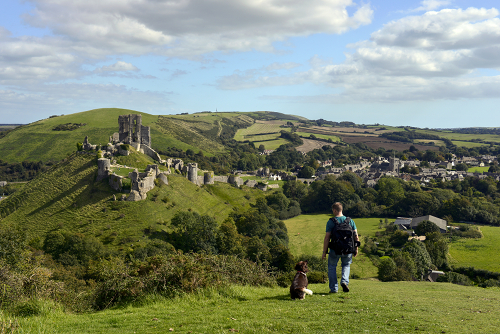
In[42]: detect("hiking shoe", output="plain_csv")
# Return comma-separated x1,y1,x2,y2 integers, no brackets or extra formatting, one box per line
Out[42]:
341,283,349,292
329,291,337,294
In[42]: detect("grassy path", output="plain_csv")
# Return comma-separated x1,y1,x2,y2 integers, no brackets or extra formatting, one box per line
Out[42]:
8,281,500,333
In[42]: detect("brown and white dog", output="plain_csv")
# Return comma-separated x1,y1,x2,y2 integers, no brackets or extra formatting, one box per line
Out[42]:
290,261,313,300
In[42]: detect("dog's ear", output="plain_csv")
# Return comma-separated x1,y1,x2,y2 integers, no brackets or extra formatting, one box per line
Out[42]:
295,262,301,271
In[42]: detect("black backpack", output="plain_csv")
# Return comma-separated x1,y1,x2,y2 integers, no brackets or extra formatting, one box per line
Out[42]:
328,217,360,255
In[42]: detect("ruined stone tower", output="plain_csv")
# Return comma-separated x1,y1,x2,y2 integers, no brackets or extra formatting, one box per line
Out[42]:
115,114,151,146
97,158,111,181
187,163,198,185
204,171,214,185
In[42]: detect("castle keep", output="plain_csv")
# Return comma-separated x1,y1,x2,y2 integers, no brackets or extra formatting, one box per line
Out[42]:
111,114,151,147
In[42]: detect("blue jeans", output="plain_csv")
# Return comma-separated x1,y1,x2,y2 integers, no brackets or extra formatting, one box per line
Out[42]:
328,253,352,292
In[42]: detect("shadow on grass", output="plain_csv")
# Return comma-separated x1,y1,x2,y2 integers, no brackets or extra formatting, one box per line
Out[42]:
259,294,291,301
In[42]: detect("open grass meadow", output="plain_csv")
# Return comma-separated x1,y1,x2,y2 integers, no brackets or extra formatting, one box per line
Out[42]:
234,121,291,141
296,131,340,142
448,225,500,272
467,166,490,173
252,138,290,151
284,214,382,279
5,280,500,333
415,129,500,144
452,140,489,148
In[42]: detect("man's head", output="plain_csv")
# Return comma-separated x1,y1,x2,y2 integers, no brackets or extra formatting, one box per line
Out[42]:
331,202,343,215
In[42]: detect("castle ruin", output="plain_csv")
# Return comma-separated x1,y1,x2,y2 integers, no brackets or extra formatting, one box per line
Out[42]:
111,114,151,147
84,114,278,202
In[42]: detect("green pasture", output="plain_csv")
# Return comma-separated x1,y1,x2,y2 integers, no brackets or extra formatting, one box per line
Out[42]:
415,129,500,143
252,138,290,150
285,215,383,279
452,140,489,148
234,122,290,142
8,281,500,333
296,131,340,142
448,225,500,272
467,166,490,173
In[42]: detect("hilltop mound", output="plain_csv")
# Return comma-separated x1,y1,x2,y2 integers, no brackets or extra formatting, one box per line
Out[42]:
0,108,255,163
0,152,262,247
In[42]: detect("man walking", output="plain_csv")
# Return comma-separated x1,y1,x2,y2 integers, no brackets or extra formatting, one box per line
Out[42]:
322,202,359,293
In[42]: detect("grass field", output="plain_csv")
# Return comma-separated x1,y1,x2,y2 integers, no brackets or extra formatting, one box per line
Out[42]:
448,225,500,272
296,131,340,142
286,214,500,274
416,129,500,144
452,140,489,148
467,166,490,173
252,139,290,151
234,121,290,142
7,281,500,333
285,215,383,279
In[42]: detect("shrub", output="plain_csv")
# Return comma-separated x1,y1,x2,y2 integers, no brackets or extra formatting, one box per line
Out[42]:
437,272,473,286
89,253,275,309
307,271,327,284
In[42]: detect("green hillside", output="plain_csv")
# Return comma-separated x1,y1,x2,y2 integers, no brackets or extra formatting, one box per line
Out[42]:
0,108,256,163
0,152,263,247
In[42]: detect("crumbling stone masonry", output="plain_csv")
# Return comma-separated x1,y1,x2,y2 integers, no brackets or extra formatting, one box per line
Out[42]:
109,173,123,191
112,114,151,146
187,163,198,185
97,158,111,181
204,171,214,185
127,168,156,201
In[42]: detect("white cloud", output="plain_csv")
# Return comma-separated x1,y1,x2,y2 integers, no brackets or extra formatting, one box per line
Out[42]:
218,7,500,102
95,61,139,73
22,0,373,57
413,0,452,12
0,36,83,85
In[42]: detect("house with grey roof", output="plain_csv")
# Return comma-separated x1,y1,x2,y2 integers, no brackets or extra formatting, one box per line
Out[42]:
411,215,447,233
394,215,447,233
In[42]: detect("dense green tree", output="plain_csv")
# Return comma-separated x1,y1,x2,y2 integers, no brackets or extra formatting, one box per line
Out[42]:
414,220,440,236
389,230,409,248
424,232,449,269
298,166,315,178
282,180,308,201
338,171,363,190
246,236,271,263
376,177,405,207
378,257,398,282
216,218,246,256
171,211,219,254
402,239,432,278
392,250,417,280
266,191,290,213
455,163,468,171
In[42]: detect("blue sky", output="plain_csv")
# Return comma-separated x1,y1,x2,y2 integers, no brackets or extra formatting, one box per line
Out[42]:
1,0,500,127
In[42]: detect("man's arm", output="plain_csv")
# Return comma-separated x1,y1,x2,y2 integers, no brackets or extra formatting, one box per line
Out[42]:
353,230,360,257
322,232,331,260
